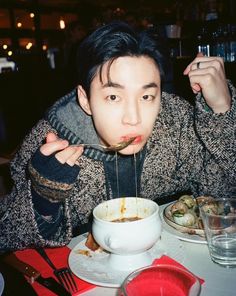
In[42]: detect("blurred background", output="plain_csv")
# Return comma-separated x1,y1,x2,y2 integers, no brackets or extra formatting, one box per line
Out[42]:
0,0,235,193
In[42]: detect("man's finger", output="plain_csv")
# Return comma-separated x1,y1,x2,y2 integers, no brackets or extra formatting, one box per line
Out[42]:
46,132,58,143
196,52,204,58
191,83,201,93
66,147,84,166
56,146,83,164
40,139,69,156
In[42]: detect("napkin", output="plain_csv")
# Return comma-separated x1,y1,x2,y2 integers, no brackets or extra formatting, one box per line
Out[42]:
15,246,95,296
152,255,205,284
123,256,204,296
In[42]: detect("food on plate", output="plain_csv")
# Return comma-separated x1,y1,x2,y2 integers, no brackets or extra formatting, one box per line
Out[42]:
195,195,215,206
170,197,197,227
76,249,91,257
172,212,196,227
85,232,103,252
171,201,188,216
163,195,219,237
200,201,218,215
179,195,197,208
168,195,214,229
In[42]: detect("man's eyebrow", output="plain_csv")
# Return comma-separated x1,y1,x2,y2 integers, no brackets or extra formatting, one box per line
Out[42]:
102,81,124,89
142,82,158,89
102,81,158,89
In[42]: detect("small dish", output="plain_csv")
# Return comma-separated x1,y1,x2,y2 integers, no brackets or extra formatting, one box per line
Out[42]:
161,216,207,244
121,263,201,296
163,203,205,236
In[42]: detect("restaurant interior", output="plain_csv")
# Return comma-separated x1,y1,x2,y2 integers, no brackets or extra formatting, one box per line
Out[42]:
0,0,236,194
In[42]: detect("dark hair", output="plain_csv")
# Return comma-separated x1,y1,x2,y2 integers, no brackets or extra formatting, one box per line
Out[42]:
76,21,167,95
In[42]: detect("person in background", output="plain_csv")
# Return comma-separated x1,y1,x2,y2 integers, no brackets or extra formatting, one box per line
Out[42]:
0,21,235,252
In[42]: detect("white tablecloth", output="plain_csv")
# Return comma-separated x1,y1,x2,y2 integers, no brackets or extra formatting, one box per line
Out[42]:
68,204,236,296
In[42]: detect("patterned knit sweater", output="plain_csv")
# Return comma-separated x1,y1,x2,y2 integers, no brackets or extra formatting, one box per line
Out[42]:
0,83,236,252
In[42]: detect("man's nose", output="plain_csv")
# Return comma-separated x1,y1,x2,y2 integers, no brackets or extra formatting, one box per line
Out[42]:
122,100,141,125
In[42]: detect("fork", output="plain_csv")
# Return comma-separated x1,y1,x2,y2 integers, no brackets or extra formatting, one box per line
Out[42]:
36,248,78,295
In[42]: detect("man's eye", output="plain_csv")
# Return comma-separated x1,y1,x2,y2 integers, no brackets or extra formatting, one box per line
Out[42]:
142,95,154,101
107,95,118,101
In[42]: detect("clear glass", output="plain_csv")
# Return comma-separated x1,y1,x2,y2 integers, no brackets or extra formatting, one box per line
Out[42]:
120,264,201,296
200,198,236,267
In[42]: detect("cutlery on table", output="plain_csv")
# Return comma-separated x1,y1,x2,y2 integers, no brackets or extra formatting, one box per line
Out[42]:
36,248,78,295
0,259,38,296
3,253,70,296
70,136,136,152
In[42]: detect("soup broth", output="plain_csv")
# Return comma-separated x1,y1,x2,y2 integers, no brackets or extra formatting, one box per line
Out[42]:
112,216,142,223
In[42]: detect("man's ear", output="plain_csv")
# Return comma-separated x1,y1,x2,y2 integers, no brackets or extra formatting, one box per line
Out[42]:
77,85,92,115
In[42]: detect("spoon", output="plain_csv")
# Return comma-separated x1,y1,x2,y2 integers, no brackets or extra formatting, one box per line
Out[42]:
70,137,136,152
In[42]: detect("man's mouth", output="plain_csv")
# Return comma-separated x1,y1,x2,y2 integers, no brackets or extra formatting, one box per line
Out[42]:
122,135,142,145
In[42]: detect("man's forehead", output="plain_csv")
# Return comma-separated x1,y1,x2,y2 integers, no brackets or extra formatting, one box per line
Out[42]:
97,57,160,83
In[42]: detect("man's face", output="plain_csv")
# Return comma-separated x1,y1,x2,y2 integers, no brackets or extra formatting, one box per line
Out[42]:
79,56,161,155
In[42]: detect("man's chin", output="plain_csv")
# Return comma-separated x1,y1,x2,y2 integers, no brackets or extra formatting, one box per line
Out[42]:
118,144,143,155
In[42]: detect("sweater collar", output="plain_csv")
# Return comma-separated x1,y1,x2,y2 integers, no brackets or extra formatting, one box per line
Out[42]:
47,89,118,161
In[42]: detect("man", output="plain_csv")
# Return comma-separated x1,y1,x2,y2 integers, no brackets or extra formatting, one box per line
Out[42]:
0,21,235,252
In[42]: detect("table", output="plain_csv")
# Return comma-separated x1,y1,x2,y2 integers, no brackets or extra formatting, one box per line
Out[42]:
68,204,236,296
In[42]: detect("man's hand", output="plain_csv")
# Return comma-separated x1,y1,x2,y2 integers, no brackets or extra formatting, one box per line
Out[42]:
183,54,231,113
40,132,84,166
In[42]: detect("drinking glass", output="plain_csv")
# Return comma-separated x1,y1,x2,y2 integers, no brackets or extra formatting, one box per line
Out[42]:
199,198,236,267
120,264,201,296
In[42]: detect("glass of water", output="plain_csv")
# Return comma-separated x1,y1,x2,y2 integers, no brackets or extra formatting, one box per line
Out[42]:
199,197,236,267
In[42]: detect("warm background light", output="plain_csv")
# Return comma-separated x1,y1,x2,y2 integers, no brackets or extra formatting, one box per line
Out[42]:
26,42,33,50
59,19,65,29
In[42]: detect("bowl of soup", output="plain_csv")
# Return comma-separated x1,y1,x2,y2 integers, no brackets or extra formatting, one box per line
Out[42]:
92,197,162,270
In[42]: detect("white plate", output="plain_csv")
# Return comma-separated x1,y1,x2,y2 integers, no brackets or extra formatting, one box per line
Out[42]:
0,273,4,296
161,205,207,244
68,230,185,288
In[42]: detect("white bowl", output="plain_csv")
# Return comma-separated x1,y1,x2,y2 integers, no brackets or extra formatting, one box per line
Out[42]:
92,197,162,271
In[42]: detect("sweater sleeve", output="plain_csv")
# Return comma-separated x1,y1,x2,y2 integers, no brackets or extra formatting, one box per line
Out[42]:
190,81,236,197
194,81,236,171
0,120,78,252
29,148,80,203
28,148,80,238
